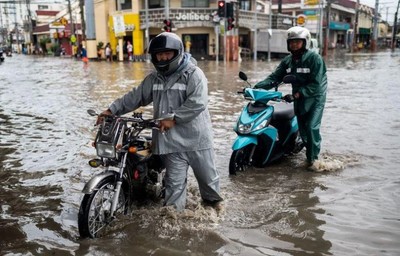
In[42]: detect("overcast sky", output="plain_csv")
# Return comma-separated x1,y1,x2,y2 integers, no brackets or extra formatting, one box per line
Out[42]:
359,0,398,24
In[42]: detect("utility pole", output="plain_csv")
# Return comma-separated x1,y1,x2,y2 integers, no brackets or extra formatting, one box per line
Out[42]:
371,0,379,51
253,9,257,61
23,0,33,53
351,0,359,52
392,0,399,51
67,0,75,36
12,3,19,53
79,0,86,44
67,0,75,55
318,0,324,51
268,0,271,62
144,0,149,51
164,0,169,19
323,0,331,56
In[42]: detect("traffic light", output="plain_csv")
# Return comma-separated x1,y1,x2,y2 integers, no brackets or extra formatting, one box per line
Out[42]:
163,19,172,32
217,1,225,17
227,17,235,31
227,3,234,18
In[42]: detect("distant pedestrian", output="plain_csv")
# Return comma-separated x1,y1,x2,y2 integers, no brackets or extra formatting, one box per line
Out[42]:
80,44,88,64
127,41,133,61
72,44,78,58
105,43,112,62
185,40,192,53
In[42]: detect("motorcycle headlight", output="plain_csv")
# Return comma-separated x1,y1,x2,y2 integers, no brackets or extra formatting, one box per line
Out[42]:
96,142,116,158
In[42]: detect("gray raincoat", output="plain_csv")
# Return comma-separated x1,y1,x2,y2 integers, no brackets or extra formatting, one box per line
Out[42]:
108,53,214,155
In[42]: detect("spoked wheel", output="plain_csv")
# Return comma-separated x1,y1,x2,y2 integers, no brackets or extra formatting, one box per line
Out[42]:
78,176,128,238
229,148,251,175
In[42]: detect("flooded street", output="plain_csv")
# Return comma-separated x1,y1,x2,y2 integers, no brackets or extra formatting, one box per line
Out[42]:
1,50,399,255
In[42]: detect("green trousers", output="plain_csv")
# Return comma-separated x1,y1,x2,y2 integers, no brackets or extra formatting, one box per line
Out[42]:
296,94,326,163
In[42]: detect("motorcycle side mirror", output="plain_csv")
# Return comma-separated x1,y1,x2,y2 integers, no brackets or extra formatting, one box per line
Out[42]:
283,75,296,84
87,109,97,116
239,71,248,81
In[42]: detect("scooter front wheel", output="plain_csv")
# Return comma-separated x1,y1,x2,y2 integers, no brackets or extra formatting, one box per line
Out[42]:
229,148,251,175
78,176,128,238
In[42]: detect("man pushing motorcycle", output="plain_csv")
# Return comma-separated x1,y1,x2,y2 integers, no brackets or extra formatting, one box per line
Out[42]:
254,26,328,171
98,32,223,211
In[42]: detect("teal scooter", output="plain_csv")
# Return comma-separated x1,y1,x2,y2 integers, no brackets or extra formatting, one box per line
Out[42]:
229,72,301,175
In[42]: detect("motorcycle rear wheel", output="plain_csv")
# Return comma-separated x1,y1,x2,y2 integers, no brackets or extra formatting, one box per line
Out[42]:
229,148,250,175
78,176,128,238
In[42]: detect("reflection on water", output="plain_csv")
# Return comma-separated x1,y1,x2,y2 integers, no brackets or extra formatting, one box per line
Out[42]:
0,51,399,255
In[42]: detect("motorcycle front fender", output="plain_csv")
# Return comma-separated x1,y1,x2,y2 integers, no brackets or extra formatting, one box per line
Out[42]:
232,135,257,151
81,171,118,194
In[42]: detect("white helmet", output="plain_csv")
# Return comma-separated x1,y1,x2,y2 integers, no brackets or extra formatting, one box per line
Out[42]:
287,26,311,51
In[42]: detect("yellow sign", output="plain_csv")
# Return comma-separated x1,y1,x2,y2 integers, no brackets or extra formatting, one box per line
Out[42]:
304,0,319,5
60,17,68,26
51,22,63,27
297,14,307,26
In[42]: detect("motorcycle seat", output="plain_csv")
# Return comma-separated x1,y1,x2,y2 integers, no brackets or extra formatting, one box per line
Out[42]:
272,102,295,120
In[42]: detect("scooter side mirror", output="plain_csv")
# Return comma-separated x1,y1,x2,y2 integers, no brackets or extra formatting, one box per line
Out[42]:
239,71,248,81
283,75,296,84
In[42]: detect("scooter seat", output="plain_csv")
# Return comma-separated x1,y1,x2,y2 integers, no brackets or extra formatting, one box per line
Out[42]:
272,102,295,120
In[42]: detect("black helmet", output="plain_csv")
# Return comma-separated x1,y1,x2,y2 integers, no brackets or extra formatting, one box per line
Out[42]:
148,32,184,76
286,26,311,52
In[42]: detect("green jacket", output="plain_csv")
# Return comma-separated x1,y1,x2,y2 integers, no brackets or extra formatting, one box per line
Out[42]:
254,50,327,98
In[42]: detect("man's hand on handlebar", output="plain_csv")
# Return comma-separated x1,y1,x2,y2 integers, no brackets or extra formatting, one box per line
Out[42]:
96,109,112,125
283,94,295,103
159,119,176,133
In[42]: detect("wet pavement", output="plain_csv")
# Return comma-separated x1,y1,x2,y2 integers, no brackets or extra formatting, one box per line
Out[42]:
1,50,400,255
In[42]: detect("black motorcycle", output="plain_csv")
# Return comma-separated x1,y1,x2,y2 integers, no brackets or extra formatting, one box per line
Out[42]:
78,110,166,238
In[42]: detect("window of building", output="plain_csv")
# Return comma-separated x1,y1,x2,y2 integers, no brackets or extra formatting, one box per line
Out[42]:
38,5,49,10
120,0,132,10
148,0,165,8
181,0,209,7
116,0,132,10
239,0,251,11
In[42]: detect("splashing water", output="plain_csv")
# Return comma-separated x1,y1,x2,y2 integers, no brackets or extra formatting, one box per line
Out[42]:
310,152,361,172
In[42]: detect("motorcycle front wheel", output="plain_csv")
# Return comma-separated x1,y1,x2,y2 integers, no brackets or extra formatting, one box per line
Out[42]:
78,175,128,238
229,147,251,175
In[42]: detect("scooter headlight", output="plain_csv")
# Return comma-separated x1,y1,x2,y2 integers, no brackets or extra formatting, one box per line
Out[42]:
254,119,269,131
238,123,252,133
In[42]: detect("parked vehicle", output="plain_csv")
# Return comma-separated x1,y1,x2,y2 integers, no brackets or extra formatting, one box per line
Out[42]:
78,110,166,238
257,29,289,59
256,29,320,57
229,72,302,175
0,48,4,62
309,38,320,54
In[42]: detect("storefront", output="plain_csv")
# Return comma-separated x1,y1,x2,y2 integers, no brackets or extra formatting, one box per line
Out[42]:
181,33,209,58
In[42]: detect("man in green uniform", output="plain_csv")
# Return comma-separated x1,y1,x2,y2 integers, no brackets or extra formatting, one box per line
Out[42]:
254,26,327,171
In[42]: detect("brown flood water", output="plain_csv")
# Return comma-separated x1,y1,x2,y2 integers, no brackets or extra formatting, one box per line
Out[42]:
1,50,399,255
